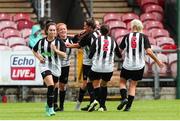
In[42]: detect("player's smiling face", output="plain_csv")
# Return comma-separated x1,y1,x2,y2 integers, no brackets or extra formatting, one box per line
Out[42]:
58,24,67,38
47,25,57,38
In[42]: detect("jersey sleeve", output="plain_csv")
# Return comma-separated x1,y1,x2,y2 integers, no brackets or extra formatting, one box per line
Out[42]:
143,35,151,49
79,33,92,47
32,39,41,52
89,38,97,59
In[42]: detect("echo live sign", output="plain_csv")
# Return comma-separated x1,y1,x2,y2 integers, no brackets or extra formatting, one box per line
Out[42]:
11,55,36,80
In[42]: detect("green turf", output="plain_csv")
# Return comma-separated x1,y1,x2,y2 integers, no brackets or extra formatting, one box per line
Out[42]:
0,100,179,120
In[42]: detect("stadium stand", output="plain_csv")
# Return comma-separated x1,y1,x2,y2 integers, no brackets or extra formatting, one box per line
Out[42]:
140,13,157,23
7,37,26,48
17,20,34,30
11,45,31,51
0,20,17,31
0,37,7,46
12,13,31,22
168,53,177,78
114,29,129,40
121,13,139,23
145,20,164,30
0,13,11,21
20,28,32,39
0,45,11,50
103,13,123,24
2,29,21,39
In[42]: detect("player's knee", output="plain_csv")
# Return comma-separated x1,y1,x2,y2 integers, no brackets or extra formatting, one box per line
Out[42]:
101,80,107,87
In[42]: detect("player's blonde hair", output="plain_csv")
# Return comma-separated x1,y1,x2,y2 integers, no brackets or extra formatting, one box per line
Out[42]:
130,19,143,32
56,23,67,31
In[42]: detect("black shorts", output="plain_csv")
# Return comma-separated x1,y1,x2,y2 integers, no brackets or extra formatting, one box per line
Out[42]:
89,70,113,82
83,64,91,80
120,67,144,81
41,70,59,83
59,66,70,84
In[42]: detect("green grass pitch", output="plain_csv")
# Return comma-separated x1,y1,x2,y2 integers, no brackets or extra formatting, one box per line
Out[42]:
0,100,179,120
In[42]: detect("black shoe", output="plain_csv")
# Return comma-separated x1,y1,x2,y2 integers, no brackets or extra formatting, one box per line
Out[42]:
81,104,90,111
54,104,60,112
103,105,107,111
117,99,128,111
54,107,60,112
88,100,98,112
123,107,130,111
59,107,64,112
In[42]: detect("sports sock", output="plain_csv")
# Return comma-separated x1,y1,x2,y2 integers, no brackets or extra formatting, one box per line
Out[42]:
94,87,101,103
87,82,94,103
120,88,127,100
54,88,58,105
78,88,86,102
47,85,54,108
126,95,134,108
100,86,107,107
59,90,66,108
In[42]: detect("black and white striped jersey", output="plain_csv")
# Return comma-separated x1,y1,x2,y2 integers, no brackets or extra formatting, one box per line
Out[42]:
89,35,121,72
33,37,66,77
79,29,101,65
60,36,74,67
119,32,151,70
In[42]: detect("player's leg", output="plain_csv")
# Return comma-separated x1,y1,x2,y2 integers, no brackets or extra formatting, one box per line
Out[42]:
123,80,137,111
53,82,59,111
98,72,113,111
59,66,69,111
80,65,94,111
117,67,129,110
88,70,101,112
42,70,56,116
124,67,144,111
75,65,88,110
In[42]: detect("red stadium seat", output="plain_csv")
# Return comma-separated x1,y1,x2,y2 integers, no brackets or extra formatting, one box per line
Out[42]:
148,37,156,45
103,13,123,24
152,12,163,22
142,29,151,37
108,20,126,29
121,13,139,24
145,5,163,14
168,53,177,78
0,45,11,51
156,37,175,47
149,28,169,38
0,13,11,21
114,29,129,40
141,0,159,12
20,28,32,39
17,20,34,30
140,13,157,23
0,21,17,31
145,21,163,30
0,38,7,46
12,13,31,22
2,29,21,39
126,22,131,30
7,37,26,48
161,44,177,55
11,45,31,51
108,21,126,35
